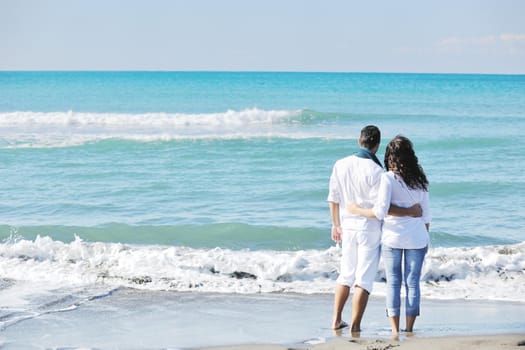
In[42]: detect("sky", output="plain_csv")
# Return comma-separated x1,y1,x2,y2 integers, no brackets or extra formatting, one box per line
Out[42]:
1,0,525,73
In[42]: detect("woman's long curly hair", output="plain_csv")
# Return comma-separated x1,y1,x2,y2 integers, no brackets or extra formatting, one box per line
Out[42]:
384,135,429,191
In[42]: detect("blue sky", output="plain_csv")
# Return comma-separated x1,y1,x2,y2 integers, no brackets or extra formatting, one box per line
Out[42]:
1,0,524,73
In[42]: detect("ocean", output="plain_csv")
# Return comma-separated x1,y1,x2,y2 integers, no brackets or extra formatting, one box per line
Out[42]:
0,72,524,343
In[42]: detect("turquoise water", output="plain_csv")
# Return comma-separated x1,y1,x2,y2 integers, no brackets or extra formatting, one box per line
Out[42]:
0,71,524,299
1,72,523,247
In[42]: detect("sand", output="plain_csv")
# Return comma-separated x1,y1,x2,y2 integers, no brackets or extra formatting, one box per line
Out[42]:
203,334,525,350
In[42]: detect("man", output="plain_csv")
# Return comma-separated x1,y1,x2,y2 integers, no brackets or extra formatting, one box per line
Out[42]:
327,125,420,332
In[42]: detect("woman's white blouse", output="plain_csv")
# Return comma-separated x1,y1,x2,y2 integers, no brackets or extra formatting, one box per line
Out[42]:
373,171,431,249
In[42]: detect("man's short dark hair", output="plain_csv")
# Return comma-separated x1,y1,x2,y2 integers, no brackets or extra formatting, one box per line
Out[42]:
360,125,381,150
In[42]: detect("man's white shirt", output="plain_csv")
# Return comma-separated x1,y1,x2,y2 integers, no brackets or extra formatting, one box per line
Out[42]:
327,155,383,232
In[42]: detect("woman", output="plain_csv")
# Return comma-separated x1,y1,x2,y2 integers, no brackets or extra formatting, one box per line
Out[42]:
348,135,430,334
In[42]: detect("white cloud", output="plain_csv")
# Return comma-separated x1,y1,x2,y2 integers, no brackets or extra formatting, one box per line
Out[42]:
438,33,525,48
499,33,525,42
391,32,525,74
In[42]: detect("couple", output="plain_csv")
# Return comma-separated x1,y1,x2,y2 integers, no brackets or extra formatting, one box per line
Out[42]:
327,125,430,334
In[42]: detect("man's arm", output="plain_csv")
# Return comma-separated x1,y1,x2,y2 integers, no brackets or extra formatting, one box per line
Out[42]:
329,201,342,243
347,203,422,218
389,204,422,217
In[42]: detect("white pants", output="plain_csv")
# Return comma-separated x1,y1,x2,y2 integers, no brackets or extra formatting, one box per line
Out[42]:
336,228,381,294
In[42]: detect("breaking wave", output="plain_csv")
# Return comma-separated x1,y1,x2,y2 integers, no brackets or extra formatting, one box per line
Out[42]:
0,109,333,148
1,236,523,302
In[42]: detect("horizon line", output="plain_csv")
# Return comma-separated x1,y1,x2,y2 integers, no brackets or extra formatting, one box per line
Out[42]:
1,69,524,76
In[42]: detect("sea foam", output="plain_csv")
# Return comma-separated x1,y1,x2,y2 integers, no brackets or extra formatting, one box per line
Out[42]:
0,109,300,127
1,236,523,302
0,109,330,148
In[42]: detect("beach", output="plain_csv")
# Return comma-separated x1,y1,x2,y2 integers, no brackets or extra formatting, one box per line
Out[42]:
1,71,524,349
1,288,523,349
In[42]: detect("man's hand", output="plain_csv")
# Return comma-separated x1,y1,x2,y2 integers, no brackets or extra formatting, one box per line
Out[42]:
331,225,342,243
408,203,423,217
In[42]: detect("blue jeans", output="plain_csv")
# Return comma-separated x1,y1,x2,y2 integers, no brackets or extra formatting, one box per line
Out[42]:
382,246,427,317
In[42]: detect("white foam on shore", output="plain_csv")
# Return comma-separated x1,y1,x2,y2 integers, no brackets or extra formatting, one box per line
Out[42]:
1,236,524,302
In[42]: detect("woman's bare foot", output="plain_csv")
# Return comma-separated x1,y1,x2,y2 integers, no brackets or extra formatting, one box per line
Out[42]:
332,320,348,330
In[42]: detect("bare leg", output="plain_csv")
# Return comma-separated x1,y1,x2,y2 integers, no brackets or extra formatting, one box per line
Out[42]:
332,284,350,329
350,285,369,332
405,315,417,332
389,315,400,334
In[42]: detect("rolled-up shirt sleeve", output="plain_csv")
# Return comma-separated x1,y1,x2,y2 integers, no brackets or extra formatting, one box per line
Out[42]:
373,173,391,220
421,190,431,224
327,165,341,204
